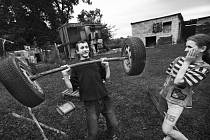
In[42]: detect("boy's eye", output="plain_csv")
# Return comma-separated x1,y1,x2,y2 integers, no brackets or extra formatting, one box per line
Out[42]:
85,46,89,48
186,45,193,49
81,46,84,49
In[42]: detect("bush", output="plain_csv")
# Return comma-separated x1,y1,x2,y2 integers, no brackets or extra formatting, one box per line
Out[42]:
104,38,125,50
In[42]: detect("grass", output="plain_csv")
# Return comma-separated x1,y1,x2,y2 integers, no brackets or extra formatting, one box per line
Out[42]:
0,43,210,139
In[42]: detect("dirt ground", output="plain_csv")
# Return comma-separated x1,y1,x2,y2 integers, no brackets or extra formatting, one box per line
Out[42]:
0,44,210,140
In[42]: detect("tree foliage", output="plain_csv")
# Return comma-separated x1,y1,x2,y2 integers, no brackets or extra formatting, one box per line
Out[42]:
77,8,114,41
0,0,91,49
101,24,116,42
77,8,102,24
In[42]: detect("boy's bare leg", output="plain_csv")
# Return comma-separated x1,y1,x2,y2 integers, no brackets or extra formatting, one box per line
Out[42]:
162,102,188,140
163,136,173,140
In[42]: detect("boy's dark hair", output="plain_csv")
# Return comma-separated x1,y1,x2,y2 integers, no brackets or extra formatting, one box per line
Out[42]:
187,34,210,64
75,41,88,51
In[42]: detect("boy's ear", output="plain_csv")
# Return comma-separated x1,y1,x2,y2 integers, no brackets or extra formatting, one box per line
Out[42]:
200,46,207,52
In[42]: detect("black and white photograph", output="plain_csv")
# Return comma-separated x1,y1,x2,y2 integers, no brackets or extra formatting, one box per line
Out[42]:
0,0,210,139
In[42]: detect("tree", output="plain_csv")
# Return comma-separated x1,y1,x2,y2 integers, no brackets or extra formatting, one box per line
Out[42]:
77,8,115,41
0,0,92,49
101,24,116,42
77,8,102,24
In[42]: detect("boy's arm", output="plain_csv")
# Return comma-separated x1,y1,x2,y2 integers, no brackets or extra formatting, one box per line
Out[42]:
183,67,209,86
104,63,110,80
174,61,190,85
101,58,110,80
174,61,209,87
166,56,182,75
166,61,174,75
61,66,73,92
174,49,208,86
174,49,195,86
63,73,73,90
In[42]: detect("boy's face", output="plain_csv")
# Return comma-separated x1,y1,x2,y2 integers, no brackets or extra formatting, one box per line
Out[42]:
76,42,90,59
184,40,207,60
185,40,199,52
185,40,206,53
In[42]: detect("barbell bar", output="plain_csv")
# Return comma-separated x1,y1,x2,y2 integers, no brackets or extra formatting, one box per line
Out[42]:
30,56,128,81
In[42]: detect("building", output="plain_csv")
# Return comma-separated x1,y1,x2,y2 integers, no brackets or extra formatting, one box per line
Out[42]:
183,16,210,40
131,13,183,47
195,16,210,35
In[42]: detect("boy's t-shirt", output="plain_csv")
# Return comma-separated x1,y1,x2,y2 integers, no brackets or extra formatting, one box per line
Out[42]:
70,59,108,101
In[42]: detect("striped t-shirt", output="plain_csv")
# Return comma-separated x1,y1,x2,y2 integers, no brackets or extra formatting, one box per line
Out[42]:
166,56,209,86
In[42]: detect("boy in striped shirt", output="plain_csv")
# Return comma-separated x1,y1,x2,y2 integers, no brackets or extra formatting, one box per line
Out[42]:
161,34,210,140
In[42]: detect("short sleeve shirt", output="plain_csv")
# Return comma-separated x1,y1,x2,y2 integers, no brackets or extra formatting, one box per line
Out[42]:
70,59,108,101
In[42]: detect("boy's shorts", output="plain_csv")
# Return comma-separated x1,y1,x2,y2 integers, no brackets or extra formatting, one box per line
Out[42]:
164,102,184,126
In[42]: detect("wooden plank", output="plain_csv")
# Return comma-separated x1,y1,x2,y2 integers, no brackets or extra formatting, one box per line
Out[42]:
58,28,64,43
148,91,167,117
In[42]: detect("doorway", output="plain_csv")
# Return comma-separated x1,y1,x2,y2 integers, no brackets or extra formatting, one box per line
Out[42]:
146,36,156,47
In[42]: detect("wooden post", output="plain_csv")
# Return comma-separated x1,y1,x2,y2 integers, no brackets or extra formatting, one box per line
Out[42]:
63,26,71,60
11,112,67,135
0,38,14,57
28,108,48,140
54,43,61,64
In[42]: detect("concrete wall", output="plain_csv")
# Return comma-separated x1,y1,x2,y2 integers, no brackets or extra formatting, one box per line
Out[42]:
131,15,182,46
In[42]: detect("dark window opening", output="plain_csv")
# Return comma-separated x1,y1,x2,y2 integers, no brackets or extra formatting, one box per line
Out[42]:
153,22,162,33
146,36,156,47
163,21,172,33
157,36,172,45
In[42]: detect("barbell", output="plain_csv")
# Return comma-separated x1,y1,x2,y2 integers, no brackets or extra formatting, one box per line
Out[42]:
0,37,146,108
30,56,128,81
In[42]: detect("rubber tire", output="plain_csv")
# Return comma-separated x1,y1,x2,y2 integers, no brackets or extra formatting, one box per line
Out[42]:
121,37,146,76
0,57,45,107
